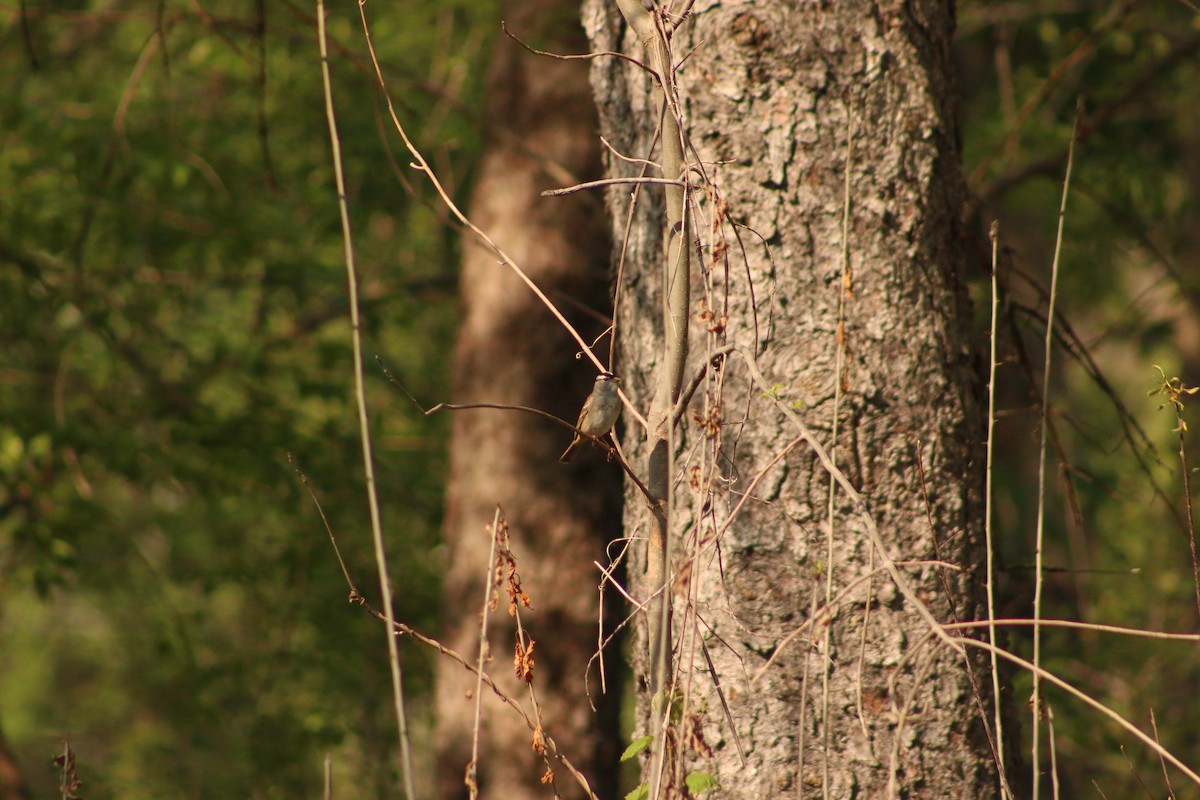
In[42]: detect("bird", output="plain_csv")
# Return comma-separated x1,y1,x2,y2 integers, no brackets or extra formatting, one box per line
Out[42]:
560,372,623,463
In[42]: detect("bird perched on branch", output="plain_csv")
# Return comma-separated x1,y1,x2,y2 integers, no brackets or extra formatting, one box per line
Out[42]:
560,372,622,463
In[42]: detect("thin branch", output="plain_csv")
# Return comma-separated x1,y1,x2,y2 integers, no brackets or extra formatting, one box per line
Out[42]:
393,616,602,800
1032,101,1081,800
501,19,659,78
317,5,415,798
944,618,1200,641
467,506,504,799
542,176,685,197
355,5,609,378
600,136,661,168
289,454,358,595
957,637,1200,790
605,10,693,796
380,362,655,502
822,108,856,797
697,633,746,765
985,220,1012,798
670,344,735,427
304,465,602,800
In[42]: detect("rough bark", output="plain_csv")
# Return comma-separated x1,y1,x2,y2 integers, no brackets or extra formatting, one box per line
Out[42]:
434,4,623,799
584,0,1003,797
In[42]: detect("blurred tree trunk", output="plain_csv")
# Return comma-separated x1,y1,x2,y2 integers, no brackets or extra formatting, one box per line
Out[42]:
434,3,623,799
0,729,30,800
584,0,1009,797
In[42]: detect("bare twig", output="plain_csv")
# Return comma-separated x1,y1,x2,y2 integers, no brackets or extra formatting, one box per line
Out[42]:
1032,101,1081,800
542,176,685,197
698,633,746,765
316,5,415,796
985,220,1012,798
670,344,736,427
593,535,636,699
822,108,856,795
956,637,1200,789
289,454,358,595
466,507,504,799
943,617,1200,641
1149,709,1177,799
600,136,661,168
355,5,609,380
305,474,603,800
379,360,655,500
501,19,659,77
394,616,602,800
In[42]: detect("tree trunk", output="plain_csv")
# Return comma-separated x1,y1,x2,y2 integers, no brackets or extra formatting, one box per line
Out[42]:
434,3,624,800
584,0,1005,796
0,728,30,800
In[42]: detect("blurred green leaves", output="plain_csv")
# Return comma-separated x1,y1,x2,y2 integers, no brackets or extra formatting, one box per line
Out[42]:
0,0,495,796
959,1,1200,794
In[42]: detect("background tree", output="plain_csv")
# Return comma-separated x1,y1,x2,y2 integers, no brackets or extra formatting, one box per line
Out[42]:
433,2,624,799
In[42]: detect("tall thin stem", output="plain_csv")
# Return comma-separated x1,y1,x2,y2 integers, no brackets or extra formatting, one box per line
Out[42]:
985,221,1012,799
316,6,415,798
1032,103,1081,800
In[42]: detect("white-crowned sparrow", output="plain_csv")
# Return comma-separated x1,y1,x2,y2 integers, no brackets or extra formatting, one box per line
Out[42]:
559,372,623,463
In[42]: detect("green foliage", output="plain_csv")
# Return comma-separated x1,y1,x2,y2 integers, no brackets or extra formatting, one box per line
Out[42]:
684,770,717,796
620,733,653,762
1150,365,1199,431
959,1,1200,794
0,0,495,796
624,782,649,800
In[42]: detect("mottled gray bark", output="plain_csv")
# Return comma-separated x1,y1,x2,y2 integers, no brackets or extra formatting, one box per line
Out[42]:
583,0,1004,797
435,4,623,799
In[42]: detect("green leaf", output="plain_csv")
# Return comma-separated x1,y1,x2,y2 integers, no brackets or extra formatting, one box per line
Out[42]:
621,734,653,762
686,771,718,795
